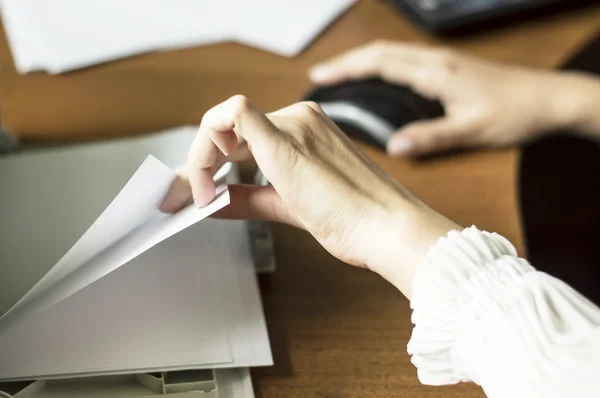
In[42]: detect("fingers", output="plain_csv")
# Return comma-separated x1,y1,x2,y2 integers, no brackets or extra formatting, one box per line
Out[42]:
163,96,326,216
160,168,192,213
212,184,299,227
387,118,473,157
308,41,460,100
308,41,434,85
187,95,282,207
162,180,297,227
160,161,227,213
308,44,383,85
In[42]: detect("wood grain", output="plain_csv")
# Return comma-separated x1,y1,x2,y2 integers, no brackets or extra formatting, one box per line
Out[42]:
1,1,599,396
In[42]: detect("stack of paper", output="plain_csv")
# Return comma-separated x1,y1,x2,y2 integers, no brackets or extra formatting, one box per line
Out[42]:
0,127,272,381
0,0,356,74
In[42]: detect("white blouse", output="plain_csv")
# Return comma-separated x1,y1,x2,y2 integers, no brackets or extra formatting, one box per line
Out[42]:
407,226,600,398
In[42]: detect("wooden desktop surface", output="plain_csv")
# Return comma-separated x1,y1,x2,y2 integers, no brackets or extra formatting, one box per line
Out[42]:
1,1,600,397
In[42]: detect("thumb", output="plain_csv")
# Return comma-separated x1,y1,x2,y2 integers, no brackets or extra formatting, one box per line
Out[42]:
386,118,471,157
213,184,299,227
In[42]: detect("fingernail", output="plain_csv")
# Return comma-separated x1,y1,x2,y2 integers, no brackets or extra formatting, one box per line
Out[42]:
309,65,335,82
194,193,213,208
159,198,173,213
387,137,413,156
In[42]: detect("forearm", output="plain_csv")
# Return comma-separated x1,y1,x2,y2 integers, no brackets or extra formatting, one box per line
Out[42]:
550,71,600,139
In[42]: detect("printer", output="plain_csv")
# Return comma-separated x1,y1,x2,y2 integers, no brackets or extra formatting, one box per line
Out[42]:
0,127,275,398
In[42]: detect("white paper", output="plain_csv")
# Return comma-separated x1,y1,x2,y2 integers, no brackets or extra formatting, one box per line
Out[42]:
233,0,357,57
10,0,232,74
209,219,273,367
0,0,356,74
0,219,274,381
0,0,43,71
0,221,234,379
0,155,231,331
0,126,272,381
0,126,198,319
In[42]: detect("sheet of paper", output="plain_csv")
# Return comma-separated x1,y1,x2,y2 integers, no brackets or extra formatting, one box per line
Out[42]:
234,0,357,57
1,0,234,74
0,222,235,380
0,127,273,381
0,126,197,319
0,155,231,331
0,197,272,382
208,219,274,368
0,0,43,71
0,0,356,74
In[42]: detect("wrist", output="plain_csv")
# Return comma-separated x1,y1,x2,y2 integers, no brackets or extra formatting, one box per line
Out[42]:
546,72,600,136
364,199,461,298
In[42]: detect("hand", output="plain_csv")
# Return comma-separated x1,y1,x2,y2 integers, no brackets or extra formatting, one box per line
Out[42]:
308,41,581,157
161,96,459,297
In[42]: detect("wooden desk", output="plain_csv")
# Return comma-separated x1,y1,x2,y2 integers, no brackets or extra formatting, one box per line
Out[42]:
1,1,599,397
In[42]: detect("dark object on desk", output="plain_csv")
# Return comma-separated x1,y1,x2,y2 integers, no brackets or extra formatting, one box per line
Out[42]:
388,0,595,36
0,101,19,153
0,128,19,154
0,94,19,153
519,34,600,306
304,78,443,149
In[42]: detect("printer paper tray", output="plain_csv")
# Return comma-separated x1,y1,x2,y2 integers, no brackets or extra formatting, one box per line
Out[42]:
0,368,255,398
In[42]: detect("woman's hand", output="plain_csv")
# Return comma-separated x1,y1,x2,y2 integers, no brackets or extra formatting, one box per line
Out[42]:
161,95,459,297
309,41,590,157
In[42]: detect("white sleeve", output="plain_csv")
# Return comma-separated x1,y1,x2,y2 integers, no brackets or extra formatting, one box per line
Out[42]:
407,226,600,398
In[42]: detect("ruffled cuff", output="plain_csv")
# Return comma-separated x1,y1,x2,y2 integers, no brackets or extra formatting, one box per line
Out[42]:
406,226,534,386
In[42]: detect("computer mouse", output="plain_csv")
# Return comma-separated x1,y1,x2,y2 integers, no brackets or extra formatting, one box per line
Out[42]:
304,78,444,150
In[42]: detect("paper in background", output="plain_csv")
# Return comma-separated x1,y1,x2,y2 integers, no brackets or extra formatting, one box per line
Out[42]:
0,0,357,74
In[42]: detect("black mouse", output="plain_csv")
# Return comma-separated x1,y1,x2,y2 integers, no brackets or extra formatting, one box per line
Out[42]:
304,78,444,150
